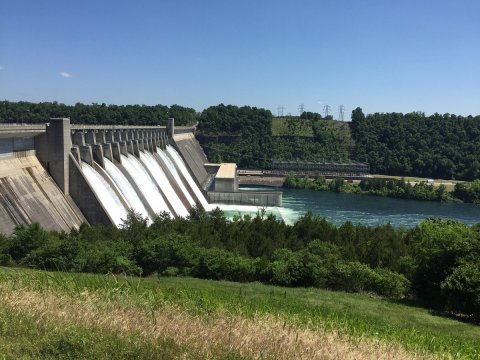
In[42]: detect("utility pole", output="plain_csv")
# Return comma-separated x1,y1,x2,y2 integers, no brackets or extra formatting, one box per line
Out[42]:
277,106,285,117
323,104,331,118
338,104,345,121
298,103,305,116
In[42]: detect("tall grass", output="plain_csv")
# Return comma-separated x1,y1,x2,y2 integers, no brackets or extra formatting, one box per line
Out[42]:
0,267,479,359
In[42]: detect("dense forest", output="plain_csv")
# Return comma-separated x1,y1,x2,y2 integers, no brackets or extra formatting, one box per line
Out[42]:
197,104,273,168
351,108,480,181
198,105,480,181
1,210,479,321
0,101,197,126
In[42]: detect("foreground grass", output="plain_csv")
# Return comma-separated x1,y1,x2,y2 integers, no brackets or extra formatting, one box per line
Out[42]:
0,267,479,359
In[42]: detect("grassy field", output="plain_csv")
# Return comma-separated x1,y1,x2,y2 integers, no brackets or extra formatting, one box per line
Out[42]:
0,267,479,359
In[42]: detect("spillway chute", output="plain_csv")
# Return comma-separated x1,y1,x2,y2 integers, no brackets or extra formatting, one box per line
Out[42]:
103,158,152,223
80,161,129,226
156,147,196,207
166,145,211,210
120,153,174,217
138,152,189,217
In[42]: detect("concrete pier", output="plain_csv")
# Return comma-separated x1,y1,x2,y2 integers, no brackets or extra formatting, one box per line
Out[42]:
36,118,71,195
214,163,238,192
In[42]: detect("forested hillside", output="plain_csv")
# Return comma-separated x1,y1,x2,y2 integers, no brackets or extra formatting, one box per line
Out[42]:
0,101,197,126
351,108,480,180
197,104,353,168
196,104,273,168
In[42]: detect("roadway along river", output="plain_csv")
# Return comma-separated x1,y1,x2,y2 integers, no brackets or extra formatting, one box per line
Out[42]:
233,187,480,228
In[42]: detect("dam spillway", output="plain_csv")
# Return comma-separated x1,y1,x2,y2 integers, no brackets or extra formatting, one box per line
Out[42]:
0,119,282,234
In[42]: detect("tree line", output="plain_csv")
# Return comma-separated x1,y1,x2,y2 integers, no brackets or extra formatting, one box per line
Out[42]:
351,108,480,181
0,101,197,126
3,101,480,181
1,209,479,322
284,175,480,204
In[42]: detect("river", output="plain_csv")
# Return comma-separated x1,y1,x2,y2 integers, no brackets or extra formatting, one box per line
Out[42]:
226,187,480,228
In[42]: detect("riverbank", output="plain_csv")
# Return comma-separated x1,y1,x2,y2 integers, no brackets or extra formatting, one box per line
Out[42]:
283,175,480,204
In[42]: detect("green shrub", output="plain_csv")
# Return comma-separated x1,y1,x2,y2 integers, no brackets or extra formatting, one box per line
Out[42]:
329,262,409,298
372,268,410,298
194,247,257,282
441,260,480,320
265,249,304,286
8,223,51,261
162,266,180,277
410,219,479,308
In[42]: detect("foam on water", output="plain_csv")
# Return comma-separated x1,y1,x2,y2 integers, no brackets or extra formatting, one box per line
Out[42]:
211,203,296,225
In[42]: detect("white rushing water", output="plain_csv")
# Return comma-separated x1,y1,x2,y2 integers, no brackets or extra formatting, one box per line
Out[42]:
103,158,152,222
121,154,173,217
166,145,211,209
139,152,189,217
211,204,294,225
164,145,287,221
156,148,196,206
81,162,129,226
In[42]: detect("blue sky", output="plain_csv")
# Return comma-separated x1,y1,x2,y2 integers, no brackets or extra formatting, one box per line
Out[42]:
0,0,479,117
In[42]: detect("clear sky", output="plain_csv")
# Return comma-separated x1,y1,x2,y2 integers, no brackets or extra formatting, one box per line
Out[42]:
0,0,479,118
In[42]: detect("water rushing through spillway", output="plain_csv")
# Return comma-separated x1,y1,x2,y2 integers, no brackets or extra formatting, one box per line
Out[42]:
121,154,173,217
166,145,210,209
163,146,285,219
156,148,196,206
81,147,289,227
139,152,189,217
103,158,152,222
81,162,129,226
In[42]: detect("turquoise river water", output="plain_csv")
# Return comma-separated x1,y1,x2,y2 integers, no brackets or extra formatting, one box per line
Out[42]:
225,187,480,228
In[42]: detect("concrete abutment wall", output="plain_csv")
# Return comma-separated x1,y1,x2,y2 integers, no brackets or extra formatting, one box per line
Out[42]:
207,191,282,207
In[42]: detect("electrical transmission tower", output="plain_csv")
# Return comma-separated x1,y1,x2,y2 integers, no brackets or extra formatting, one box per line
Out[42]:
338,104,345,121
298,103,305,115
323,104,331,118
277,106,285,117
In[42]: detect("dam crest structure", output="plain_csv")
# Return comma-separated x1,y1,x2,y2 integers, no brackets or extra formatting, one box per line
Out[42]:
0,119,282,234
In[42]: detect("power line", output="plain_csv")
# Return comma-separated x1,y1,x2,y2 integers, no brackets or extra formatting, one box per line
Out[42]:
277,106,285,117
298,103,305,115
323,104,331,118
338,104,345,121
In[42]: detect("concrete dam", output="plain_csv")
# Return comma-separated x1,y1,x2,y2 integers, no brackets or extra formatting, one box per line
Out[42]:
0,119,282,234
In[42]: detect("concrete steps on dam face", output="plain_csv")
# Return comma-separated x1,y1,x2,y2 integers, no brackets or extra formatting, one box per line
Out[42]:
0,155,86,235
